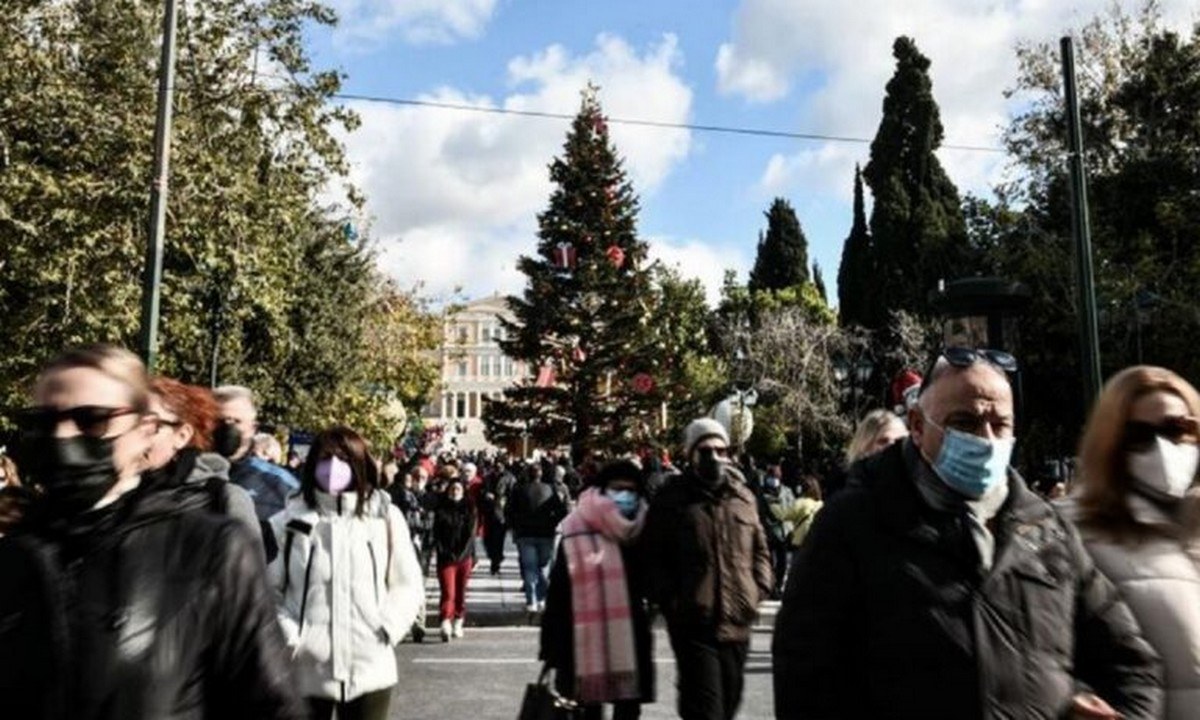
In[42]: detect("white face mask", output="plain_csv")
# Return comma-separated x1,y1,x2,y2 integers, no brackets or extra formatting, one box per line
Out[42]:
1128,436,1200,501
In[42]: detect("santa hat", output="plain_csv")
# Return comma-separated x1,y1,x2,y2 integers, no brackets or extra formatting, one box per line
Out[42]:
891,369,923,413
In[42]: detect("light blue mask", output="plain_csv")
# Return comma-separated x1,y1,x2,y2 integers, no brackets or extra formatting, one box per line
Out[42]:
925,419,1015,499
606,489,641,519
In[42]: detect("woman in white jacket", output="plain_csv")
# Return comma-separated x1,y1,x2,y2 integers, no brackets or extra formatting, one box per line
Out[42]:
269,426,423,720
1067,366,1200,720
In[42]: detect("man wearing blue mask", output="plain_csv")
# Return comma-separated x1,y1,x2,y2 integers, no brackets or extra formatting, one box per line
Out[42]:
772,349,1163,720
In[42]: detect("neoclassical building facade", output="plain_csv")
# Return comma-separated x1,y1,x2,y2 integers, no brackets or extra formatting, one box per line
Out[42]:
422,295,528,451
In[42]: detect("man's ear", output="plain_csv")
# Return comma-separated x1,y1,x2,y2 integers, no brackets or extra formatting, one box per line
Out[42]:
908,406,925,445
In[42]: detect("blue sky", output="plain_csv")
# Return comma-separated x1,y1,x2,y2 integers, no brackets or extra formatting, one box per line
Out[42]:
304,0,1198,305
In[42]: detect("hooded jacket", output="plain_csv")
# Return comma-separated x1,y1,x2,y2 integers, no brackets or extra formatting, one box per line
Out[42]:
0,481,304,720
268,490,423,702
143,449,261,546
773,440,1163,720
432,494,477,566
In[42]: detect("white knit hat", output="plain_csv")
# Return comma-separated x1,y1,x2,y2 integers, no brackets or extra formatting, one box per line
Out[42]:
684,418,730,457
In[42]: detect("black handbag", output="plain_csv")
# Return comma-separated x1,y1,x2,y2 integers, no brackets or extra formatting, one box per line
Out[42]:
517,664,578,720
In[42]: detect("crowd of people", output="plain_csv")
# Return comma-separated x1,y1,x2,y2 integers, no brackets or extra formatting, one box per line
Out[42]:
1,343,1199,720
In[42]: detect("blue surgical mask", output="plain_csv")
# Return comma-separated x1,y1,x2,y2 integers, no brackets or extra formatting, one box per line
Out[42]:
606,489,640,519
924,417,1015,499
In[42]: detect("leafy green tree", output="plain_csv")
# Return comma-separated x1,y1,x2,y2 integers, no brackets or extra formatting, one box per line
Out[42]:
863,37,971,327
837,165,873,327
0,0,440,434
748,198,810,293
484,87,665,461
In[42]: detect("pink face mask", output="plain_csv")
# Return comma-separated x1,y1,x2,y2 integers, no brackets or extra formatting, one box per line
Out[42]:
315,456,354,494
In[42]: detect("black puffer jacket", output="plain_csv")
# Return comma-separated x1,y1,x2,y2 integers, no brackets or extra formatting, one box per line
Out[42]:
507,479,567,539
432,497,477,566
772,440,1163,720
0,483,304,720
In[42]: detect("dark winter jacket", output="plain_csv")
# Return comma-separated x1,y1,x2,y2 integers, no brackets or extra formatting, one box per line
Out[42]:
479,471,517,526
772,440,1163,720
432,497,477,566
0,483,304,720
507,479,567,539
540,544,655,701
142,449,262,547
642,466,773,642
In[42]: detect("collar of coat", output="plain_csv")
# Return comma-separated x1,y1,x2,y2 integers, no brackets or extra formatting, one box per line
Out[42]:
851,440,1054,549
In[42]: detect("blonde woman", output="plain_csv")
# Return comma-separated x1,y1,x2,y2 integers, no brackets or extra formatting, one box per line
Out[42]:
845,409,909,465
1065,365,1200,720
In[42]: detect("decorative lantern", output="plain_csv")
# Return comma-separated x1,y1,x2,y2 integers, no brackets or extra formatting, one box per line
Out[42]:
552,242,577,271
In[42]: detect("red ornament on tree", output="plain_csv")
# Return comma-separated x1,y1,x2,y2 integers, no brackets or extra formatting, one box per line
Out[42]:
631,373,655,394
592,115,607,135
606,244,626,268
553,242,577,270
572,346,588,363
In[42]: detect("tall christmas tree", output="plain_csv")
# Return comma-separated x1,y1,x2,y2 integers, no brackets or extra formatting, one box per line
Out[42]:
748,197,810,293
483,84,664,461
863,36,969,324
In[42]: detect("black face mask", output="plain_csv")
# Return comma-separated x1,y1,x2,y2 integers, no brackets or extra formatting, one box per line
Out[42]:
696,455,725,488
32,434,121,517
213,423,243,459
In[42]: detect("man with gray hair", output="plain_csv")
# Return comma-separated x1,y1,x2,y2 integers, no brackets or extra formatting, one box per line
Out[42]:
773,348,1163,719
214,386,299,531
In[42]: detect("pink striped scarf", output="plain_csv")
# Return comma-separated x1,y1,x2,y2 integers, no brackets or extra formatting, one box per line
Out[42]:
560,487,647,703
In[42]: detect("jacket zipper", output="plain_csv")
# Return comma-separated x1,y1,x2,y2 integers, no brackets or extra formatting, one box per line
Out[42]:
368,543,381,604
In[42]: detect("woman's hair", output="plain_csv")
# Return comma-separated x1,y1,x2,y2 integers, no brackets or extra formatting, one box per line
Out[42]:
845,409,903,465
301,426,379,517
0,453,20,487
150,377,219,451
1078,365,1200,541
800,474,823,502
37,344,151,412
593,459,646,494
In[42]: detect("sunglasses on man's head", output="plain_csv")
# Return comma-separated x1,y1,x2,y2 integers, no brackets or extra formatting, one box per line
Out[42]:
14,405,138,439
920,347,1019,394
1124,417,1200,448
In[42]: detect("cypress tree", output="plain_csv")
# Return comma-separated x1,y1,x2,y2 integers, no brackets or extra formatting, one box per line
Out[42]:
813,262,828,305
837,165,873,326
862,36,969,324
748,197,810,293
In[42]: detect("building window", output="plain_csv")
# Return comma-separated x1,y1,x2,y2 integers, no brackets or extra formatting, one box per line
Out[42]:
457,326,469,344
455,394,467,418
457,361,468,378
481,356,491,377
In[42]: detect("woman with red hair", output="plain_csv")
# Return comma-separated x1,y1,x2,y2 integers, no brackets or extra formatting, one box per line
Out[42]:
141,376,261,545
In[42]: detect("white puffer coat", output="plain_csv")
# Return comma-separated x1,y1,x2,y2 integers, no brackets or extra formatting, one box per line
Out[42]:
268,490,423,702
1064,494,1200,720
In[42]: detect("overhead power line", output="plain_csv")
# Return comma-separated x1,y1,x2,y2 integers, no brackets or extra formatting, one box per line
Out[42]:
330,92,1006,154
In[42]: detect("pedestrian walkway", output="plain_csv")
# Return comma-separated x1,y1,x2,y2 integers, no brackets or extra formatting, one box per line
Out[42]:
421,538,781,628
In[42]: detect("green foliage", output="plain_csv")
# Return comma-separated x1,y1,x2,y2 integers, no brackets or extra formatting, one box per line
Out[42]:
484,88,668,460
0,0,440,438
748,198,810,293
861,37,971,328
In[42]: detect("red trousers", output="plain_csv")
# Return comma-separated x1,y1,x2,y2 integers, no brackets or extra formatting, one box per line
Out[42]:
437,558,473,620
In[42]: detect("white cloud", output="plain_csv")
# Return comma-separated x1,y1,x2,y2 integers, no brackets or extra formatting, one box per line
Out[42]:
339,34,694,300
648,236,751,307
718,0,1200,199
327,0,497,46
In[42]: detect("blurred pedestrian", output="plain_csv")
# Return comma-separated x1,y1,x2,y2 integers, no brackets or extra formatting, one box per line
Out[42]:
0,344,304,719
1064,365,1200,720
253,432,284,465
755,465,794,599
508,464,568,614
772,475,824,551
540,460,655,720
140,377,260,545
0,450,24,535
432,477,477,641
269,426,424,720
480,461,517,575
215,386,300,527
643,419,773,720
824,408,909,498
773,349,1163,719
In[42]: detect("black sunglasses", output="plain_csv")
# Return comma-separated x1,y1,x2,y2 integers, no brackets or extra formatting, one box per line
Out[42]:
920,347,1019,394
1124,417,1200,448
15,405,138,439
696,446,729,460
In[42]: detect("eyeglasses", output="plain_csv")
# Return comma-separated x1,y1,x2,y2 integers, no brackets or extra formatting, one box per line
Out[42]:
696,446,729,460
920,347,1019,394
15,405,138,439
1124,417,1200,448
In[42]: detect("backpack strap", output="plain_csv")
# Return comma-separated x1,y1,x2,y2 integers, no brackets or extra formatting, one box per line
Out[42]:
281,519,313,593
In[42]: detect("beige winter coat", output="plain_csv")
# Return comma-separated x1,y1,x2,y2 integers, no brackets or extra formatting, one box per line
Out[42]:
1062,495,1200,720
